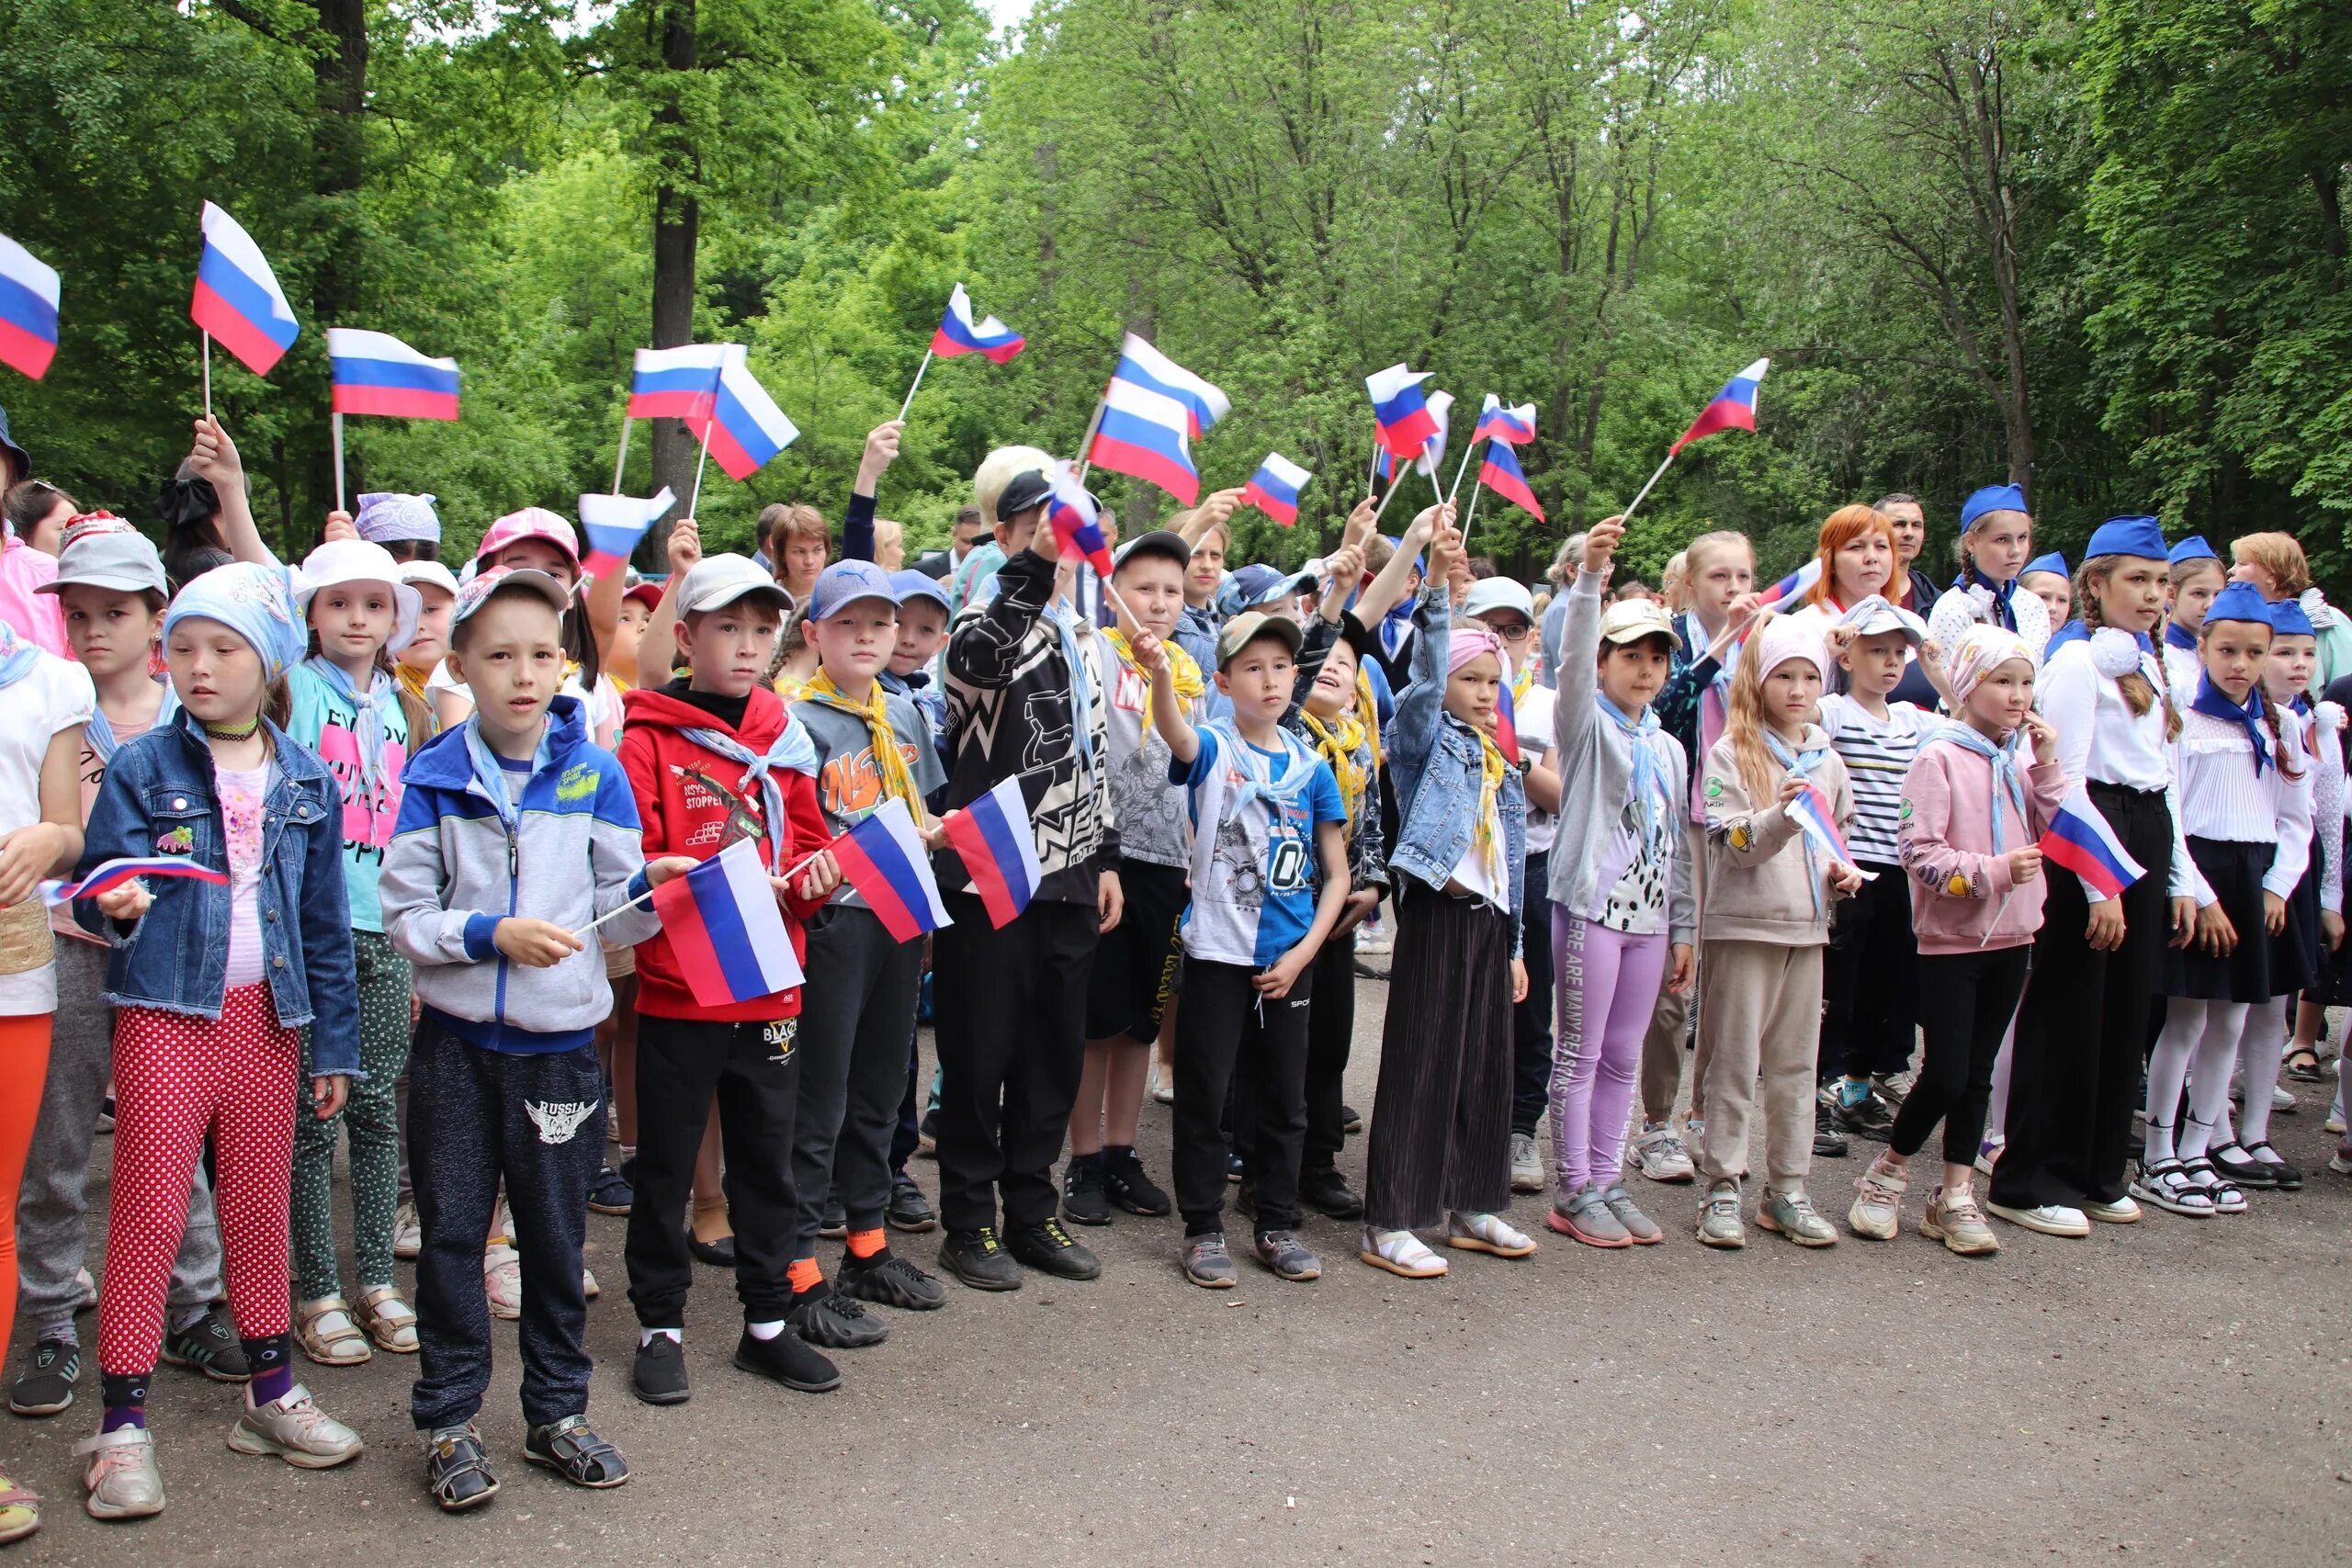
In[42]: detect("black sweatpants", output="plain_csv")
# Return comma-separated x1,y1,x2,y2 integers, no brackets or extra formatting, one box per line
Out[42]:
1820,858,1919,1081
627,1012,800,1327
1304,928,1358,1168
1182,957,1315,1234
1892,945,2030,1166
1511,852,1555,1137
407,1021,603,1431
930,893,1098,1234
1995,782,2173,1211
792,905,925,1258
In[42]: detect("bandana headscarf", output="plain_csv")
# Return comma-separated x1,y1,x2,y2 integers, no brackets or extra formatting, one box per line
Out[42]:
1945,625,2034,709
355,491,440,546
1752,615,1830,686
1448,626,1505,675
163,560,308,683
804,667,923,819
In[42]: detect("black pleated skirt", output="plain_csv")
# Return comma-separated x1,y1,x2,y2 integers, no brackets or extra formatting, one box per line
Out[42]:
2167,837,2283,1002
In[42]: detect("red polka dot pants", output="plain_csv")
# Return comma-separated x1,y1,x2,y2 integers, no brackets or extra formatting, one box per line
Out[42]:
99,985,298,1377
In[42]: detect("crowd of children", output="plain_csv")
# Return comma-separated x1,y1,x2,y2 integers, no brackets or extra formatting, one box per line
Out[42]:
0,400,2346,1541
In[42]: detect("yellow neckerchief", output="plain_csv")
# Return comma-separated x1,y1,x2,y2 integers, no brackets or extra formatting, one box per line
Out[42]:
1301,704,1369,829
804,667,922,817
397,660,432,712
1104,627,1205,704
1510,654,1534,706
1472,725,1510,892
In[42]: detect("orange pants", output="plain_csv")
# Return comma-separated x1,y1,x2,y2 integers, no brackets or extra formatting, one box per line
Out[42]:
0,1012,56,1358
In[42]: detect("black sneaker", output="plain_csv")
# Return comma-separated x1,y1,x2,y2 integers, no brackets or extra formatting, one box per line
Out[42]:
840,1247,948,1311
586,1164,634,1216
161,1303,252,1382
1061,1158,1112,1226
786,1283,889,1349
1300,1165,1365,1220
732,1326,841,1393
886,1173,937,1233
1340,1104,1363,1135
8,1339,78,1416
938,1226,1023,1292
819,1196,848,1240
1813,1100,1849,1159
632,1334,691,1404
424,1423,500,1512
1008,1218,1102,1280
1831,1086,1895,1142
1252,1229,1322,1281
1101,1150,1171,1217
524,1414,629,1488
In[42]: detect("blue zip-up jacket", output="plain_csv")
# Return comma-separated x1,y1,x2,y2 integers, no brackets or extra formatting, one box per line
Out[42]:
379,695,658,1054
1384,581,1527,953
76,708,361,1076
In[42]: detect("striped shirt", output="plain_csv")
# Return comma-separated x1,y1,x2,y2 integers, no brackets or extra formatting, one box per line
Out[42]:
1815,694,1930,866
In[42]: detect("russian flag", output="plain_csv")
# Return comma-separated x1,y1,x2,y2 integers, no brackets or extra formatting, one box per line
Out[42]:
1089,335,1229,505
1788,783,1875,880
0,233,60,381
704,346,799,482
1492,682,1521,765
1241,453,1312,526
578,487,675,580
931,283,1024,364
1414,389,1453,477
828,797,953,943
942,776,1044,930
1472,394,1536,446
1048,461,1114,577
327,328,459,421
628,344,729,422
2038,786,2147,900
1669,356,1770,455
649,839,806,1009
1478,441,1546,520
41,854,230,907
189,202,299,377
1366,364,1440,459
1755,558,1822,609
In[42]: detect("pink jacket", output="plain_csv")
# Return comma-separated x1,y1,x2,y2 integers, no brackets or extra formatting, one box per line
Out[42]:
1897,737,2068,954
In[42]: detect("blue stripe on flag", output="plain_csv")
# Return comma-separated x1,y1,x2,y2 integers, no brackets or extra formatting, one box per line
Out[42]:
851,813,939,925
0,275,57,343
973,792,1035,905
196,247,296,348
691,863,772,1002
332,355,458,395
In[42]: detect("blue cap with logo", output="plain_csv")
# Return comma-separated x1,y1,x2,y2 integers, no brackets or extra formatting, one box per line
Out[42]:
808,558,900,621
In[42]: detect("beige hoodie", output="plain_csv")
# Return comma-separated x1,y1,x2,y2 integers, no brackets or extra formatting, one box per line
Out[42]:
1698,724,1854,946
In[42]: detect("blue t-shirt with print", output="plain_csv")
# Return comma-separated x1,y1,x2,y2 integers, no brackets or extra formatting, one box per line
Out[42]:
1170,726,1345,968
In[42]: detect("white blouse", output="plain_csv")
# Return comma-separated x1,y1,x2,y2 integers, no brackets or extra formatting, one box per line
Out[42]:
1927,581,2052,665
2036,633,2197,902
2170,702,2312,905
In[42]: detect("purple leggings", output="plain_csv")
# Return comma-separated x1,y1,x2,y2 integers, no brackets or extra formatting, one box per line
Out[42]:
1549,909,1670,1192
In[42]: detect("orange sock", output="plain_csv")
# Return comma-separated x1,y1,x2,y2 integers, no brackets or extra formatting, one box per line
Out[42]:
845,1228,886,1260
786,1257,823,1294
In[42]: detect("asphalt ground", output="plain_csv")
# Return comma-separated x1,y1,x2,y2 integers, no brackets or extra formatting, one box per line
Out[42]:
4,975,2346,1567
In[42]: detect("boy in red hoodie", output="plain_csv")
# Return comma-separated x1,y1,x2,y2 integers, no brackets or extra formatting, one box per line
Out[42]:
618,554,842,1404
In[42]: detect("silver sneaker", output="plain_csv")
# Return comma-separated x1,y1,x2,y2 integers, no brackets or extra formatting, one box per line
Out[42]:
1630,1121,1695,1184
1509,1133,1544,1193
1696,1181,1746,1247
78,1426,164,1519
1757,1187,1838,1247
1848,1156,1906,1240
1599,1180,1663,1244
227,1383,364,1469
1546,1182,1631,1247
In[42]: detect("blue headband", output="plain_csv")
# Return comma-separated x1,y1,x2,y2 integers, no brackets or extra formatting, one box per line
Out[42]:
2020,551,2068,580
355,491,440,545
2202,581,2274,631
1960,484,2027,529
2166,533,2218,566
2267,598,2316,638
2084,514,2167,564
163,560,309,683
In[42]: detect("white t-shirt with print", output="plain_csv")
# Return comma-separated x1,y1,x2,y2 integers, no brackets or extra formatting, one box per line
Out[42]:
0,654,96,1014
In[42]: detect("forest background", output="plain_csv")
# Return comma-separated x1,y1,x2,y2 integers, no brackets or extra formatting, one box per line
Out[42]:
2,0,2345,588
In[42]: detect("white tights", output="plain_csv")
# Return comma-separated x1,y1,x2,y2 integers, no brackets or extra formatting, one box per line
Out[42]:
2145,999,2248,1165
2231,1000,2291,1151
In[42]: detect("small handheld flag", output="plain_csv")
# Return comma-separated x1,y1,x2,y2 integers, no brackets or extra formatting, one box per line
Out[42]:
578,487,676,580
648,839,806,1009
1365,364,1441,459
942,776,1045,929
0,234,60,381
827,797,953,943
1670,357,1770,455
1088,335,1229,505
931,283,1024,364
2038,786,2146,900
40,855,230,908
1472,394,1536,446
1477,441,1546,521
1048,462,1114,577
628,344,729,422
190,202,299,377
1240,453,1313,526
1414,389,1453,479
704,346,799,482
327,329,459,421
1787,783,1875,880
1492,683,1521,766
1755,558,1822,609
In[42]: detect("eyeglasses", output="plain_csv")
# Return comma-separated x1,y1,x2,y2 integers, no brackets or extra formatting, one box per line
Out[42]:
1488,621,1534,642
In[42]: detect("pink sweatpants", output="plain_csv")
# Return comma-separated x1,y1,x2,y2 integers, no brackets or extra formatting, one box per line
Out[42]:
99,985,298,1376
1550,910,1670,1192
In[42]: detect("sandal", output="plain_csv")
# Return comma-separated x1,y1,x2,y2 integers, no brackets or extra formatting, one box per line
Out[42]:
0,1476,38,1545
525,1415,628,1489
424,1425,499,1512
293,1295,372,1367
352,1284,419,1354
2286,1048,2325,1083
2129,1157,2213,1218
2181,1158,2247,1214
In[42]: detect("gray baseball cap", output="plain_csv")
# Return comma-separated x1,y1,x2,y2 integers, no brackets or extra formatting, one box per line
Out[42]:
39,514,167,597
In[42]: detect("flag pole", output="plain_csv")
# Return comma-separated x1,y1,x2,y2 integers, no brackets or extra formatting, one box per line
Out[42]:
201,330,211,418
330,412,345,514
1459,479,1485,548
572,883,655,940
612,411,632,495
1446,437,1481,504
1368,475,1405,527
1072,393,1107,489
897,347,934,423
686,416,714,520
1618,449,1677,525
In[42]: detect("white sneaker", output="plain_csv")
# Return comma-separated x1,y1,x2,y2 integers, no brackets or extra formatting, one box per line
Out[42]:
78,1426,164,1519
582,1265,600,1301
2272,1083,2296,1112
391,1201,422,1261
1629,1121,1695,1183
1359,1226,1446,1279
226,1382,364,1469
484,1243,522,1321
1509,1133,1544,1193
2081,1195,2141,1224
1444,1211,1537,1258
1984,1200,2089,1238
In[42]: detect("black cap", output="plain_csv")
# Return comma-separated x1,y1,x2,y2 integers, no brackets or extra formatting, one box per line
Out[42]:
996,468,1055,521
1113,529,1191,573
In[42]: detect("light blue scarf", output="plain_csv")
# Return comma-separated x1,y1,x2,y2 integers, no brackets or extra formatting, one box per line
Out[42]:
85,681,177,764
1599,692,1671,863
1202,718,1319,828
301,653,401,799
1766,727,1831,915
676,717,820,873
1930,719,2030,852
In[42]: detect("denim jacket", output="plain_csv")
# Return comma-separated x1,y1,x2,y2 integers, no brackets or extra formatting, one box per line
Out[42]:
77,708,362,1076
1384,581,1527,952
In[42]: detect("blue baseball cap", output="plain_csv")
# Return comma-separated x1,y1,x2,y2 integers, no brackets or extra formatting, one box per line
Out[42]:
1216,562,1314,618
808,558,899,621
888,568,950,614
2084,514,2167,564
1959,483,2028,529
2020,551,2068,580
2166,534,2220,566
2204,581,2273,630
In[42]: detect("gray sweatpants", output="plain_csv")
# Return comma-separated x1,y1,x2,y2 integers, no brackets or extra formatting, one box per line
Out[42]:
17,939,224,1342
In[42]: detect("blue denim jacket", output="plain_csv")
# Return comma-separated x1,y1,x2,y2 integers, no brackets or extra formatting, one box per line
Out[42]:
1384,582,1526,953
77,708,362,1076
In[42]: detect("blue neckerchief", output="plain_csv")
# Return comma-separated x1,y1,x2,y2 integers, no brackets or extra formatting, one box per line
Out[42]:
1765,727,1830,915
1931,719,2030,852
301,654,400,799
0,620,40,693
1380,601,1414,659
85,681,178,764
461,715,557,827
2190,673,2271,775
676,716,821,872
1203,718,1318,827
1964,564,2020,632
2165,622,2199,652
1045,598,1099,780
2043,619,2156,660
1598,692,1671,861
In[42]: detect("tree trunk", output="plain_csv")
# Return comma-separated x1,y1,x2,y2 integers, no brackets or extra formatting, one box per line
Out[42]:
646,0,701,561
